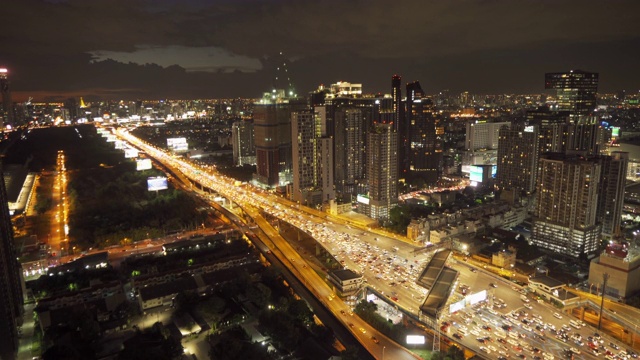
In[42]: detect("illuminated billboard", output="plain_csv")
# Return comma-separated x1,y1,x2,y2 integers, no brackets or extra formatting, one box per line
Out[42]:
465,290,487,306
136,159,152,171
124,148,139,158
167,137,188,152
356,194,370,205
406,335,425,345
115,140,126,149
612,127,620,138
106,135,116,142
469,166,484,183
147,177,168,191
449,299,466,314
492,165,497,178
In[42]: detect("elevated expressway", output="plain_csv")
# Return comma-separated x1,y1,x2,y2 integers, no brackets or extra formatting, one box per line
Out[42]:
117,129,422,360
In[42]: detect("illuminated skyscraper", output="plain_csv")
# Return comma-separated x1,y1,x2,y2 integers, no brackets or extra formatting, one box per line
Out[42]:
545,70,598,123
231,119,255,166
253,90,306,187
291,107,334,206
532,153,601,257
0,68,14,129
0,161,24,360
496,125,539,195
334,108,366,199
598,152,628,239
362,123,397,220
405,81,441,184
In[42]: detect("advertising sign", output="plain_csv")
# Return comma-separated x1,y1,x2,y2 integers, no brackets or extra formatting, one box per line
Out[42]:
136,159,152,171
147,177,168,191
406,335,426,345
124,148,139,158
465,290,487,306
357,194,370,205
449,299,466,314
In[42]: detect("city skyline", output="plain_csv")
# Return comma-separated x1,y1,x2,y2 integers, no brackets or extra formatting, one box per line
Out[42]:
1,0,640,101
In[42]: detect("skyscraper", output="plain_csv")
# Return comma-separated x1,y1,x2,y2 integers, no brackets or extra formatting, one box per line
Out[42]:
545,70,598,122
598,152,628,239
231,119,255,166
0,68,14,129
532,153,601,257
405,81,441,184
334,108,366,200
363,123,397,220
253,90,306,187
392,75,404,178
0,161,24,360
496,125,539,195
291,108,334,206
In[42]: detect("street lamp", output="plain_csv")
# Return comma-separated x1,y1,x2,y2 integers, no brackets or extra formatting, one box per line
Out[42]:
382,346,385,360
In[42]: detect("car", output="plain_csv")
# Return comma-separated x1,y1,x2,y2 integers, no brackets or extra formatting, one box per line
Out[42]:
453,333,463,339
359,327,366,334
470,268,477,273
371,336,379,344
524,304,533,310
340,310,346,315
482,325,492,331
348,323,354,327
553,312,563,319
490,283,498,288
570,347,581,355
610,343,620,350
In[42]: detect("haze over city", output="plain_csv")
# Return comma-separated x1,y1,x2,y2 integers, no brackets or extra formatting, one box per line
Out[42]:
2,0,640,101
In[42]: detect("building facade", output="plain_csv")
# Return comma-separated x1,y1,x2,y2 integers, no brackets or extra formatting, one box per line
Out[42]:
231,119,255,166
496,124,539,194
0,163,23,360
532,153,601,257
362,123,398,220
545,70,598,123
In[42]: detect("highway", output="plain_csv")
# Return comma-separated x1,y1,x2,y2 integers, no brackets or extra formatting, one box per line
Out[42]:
115,128,638,360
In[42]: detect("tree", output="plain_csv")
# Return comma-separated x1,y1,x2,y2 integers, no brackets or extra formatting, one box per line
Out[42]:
288,299,313,326
340,347,360,360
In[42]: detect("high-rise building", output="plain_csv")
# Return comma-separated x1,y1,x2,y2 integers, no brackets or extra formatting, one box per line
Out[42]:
566,124,609,156
526,107,570,154
253,90,306,187
0,68,14,130
362,123,397,220
405,81,441,184
291,108,334,206
334,108,366,200
391,75,402,128
0,161,24,360
545,70,598,122
465,120,511,151
496,125,539,195
392,75,404,178
231,119,255,166
532,153,601,257
597,152,628,239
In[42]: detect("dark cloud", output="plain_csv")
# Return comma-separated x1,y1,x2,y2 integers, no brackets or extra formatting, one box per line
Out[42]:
1,0,639,100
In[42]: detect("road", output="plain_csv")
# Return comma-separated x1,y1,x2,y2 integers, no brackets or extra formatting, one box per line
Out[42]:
115,128,636,360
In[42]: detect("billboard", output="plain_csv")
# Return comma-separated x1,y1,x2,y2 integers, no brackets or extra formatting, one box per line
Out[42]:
136,159,152,171
449,299,466,314
491,165,497,178
406,335,426,345
115,140,126,149
167,137,188,152
124,148,139,158
147,177,168,191
612,127,620,138
469,165,484,183
356,194,370,205
106,134,116,142
465,290,487,306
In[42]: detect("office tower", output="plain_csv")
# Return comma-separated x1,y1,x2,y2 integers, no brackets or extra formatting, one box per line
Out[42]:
496,125,539,195
598,152,628,239
334,108,366,200
405,81,441,184
532,153,601,257
253,90,306,187
363,123,397,220
0,68,13,129
231,119,256,166
545,70,598,122
291,108,334,206
0,162,23,360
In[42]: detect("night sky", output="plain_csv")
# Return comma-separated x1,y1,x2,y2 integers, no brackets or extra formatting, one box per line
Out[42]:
2,0,640,101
